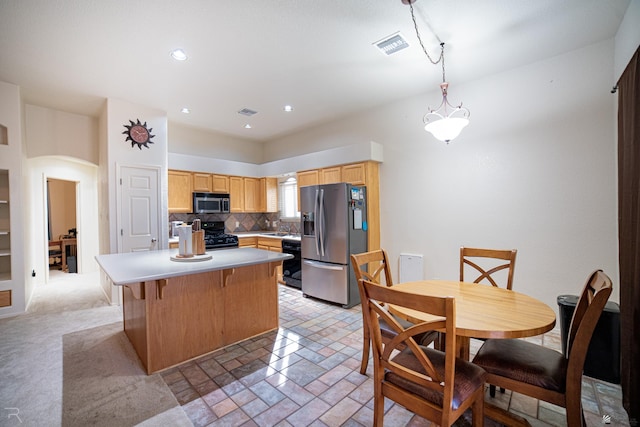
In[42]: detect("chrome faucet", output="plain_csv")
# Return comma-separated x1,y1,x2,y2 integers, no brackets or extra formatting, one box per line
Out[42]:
279,223,291,234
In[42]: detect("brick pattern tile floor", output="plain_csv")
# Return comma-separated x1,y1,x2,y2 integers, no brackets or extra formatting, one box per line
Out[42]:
161,285,629,427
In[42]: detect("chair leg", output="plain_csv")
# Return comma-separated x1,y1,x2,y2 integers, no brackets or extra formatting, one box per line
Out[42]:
360,325,370,375
373,385,384,427
565,396,584,426
472,392,484,427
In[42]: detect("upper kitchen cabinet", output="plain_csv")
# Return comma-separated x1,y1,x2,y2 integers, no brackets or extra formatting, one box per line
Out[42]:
168,170,193,213
298,162,370,187
192,173,212,192
212,175,230,193
341,163,367,186
261,178,278,213
193,173,230,193
229,176,244,212
297,170,319,188
244,177,260,212
320,167,341,184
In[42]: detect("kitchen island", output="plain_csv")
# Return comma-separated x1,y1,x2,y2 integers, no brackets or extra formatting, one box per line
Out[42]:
96,248,293,374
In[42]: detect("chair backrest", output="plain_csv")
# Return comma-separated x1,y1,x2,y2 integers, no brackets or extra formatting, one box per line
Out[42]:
358,278,458,421
566,270,612,376
460,247,517,290
351,249,394,287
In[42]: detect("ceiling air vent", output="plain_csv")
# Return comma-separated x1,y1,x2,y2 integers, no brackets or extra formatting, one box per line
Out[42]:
238,108,258,116
373,32,409,56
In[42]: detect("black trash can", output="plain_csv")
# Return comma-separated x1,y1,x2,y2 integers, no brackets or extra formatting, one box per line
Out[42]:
67,256,77,274
557,295,620,384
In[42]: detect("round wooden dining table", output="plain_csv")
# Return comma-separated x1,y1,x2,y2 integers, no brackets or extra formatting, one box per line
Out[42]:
387,280,556,427
387,280,557,360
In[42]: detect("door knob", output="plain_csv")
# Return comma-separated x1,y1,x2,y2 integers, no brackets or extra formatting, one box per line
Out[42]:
151,238,157,243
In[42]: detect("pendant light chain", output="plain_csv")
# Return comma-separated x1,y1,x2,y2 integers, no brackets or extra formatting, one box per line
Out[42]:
409,2,443,66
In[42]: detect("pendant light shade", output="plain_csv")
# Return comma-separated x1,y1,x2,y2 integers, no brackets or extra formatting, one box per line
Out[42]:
423,82,470,143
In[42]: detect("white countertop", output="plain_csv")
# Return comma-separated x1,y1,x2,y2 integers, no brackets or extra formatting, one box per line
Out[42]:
234,232,301,241
96,247,293,286
168,232,301,244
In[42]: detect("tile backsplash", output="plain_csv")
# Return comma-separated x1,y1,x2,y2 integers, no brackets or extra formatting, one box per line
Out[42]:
169,212,300,235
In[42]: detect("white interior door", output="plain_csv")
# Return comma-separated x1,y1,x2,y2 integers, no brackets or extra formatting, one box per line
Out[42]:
118,165,160,253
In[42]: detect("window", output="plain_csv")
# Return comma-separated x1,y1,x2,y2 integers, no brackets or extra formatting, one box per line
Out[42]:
278,176,299,220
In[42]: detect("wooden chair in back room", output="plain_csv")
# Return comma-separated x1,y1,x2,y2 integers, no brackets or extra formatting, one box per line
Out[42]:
350,250,438,375
473,269,613,427
358,278,486,426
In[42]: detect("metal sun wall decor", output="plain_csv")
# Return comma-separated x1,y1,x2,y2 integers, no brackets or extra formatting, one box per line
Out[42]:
123,119,155,149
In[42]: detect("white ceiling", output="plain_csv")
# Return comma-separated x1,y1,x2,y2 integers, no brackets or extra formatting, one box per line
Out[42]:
0,0,630,142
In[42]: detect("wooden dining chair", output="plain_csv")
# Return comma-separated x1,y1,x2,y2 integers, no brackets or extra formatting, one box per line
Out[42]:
358,278,486,426
459,246,517,396
460,246,517,290
351,250,438,374
472,269,613,427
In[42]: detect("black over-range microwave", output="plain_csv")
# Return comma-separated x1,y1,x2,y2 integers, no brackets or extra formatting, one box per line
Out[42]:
193,192,230,214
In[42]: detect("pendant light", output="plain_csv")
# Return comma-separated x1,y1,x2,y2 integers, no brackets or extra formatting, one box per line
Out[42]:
404,0,470,143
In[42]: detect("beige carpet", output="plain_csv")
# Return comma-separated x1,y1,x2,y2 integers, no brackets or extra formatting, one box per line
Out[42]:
62,322,190,426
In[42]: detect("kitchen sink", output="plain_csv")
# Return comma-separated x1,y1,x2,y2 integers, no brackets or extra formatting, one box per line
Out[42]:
262,232,300,238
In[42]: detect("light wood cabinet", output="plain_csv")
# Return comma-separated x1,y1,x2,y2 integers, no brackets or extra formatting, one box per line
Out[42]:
257,237,283,281
341,163,367,185
168,170,193,213
170,170,276,214
238,236,257,248
229,176,244,212
212,175,230,193
297,169,319,188
243,178,260,212
320,166,341,184
260,177,278,213
193,173,230,193
192,173,212,192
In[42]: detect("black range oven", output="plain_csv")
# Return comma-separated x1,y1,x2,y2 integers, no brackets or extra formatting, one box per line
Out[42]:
201,221,238,249
281,239,301,289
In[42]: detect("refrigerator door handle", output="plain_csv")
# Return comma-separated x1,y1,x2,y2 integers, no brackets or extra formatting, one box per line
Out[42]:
319,188,325,256
314,189,320,256
303,260,345,271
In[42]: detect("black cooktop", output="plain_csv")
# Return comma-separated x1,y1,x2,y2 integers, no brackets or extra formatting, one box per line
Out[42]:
200,221,238,249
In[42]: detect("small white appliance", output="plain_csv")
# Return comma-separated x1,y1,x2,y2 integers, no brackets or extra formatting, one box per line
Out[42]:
171,221,183,238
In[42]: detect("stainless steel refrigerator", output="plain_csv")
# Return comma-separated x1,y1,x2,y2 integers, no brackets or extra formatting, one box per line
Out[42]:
300,183,367,308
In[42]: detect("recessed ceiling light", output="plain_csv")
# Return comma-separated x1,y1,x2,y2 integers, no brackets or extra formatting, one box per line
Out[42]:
244,124,252,129
283,105,293,112
170,48,188,61
181,107,190,114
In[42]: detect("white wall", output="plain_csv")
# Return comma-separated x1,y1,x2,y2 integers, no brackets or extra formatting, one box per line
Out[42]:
99,98,168,303
614,0,640,81
169,121,264,164
265,40,619,318
25,104,98,164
